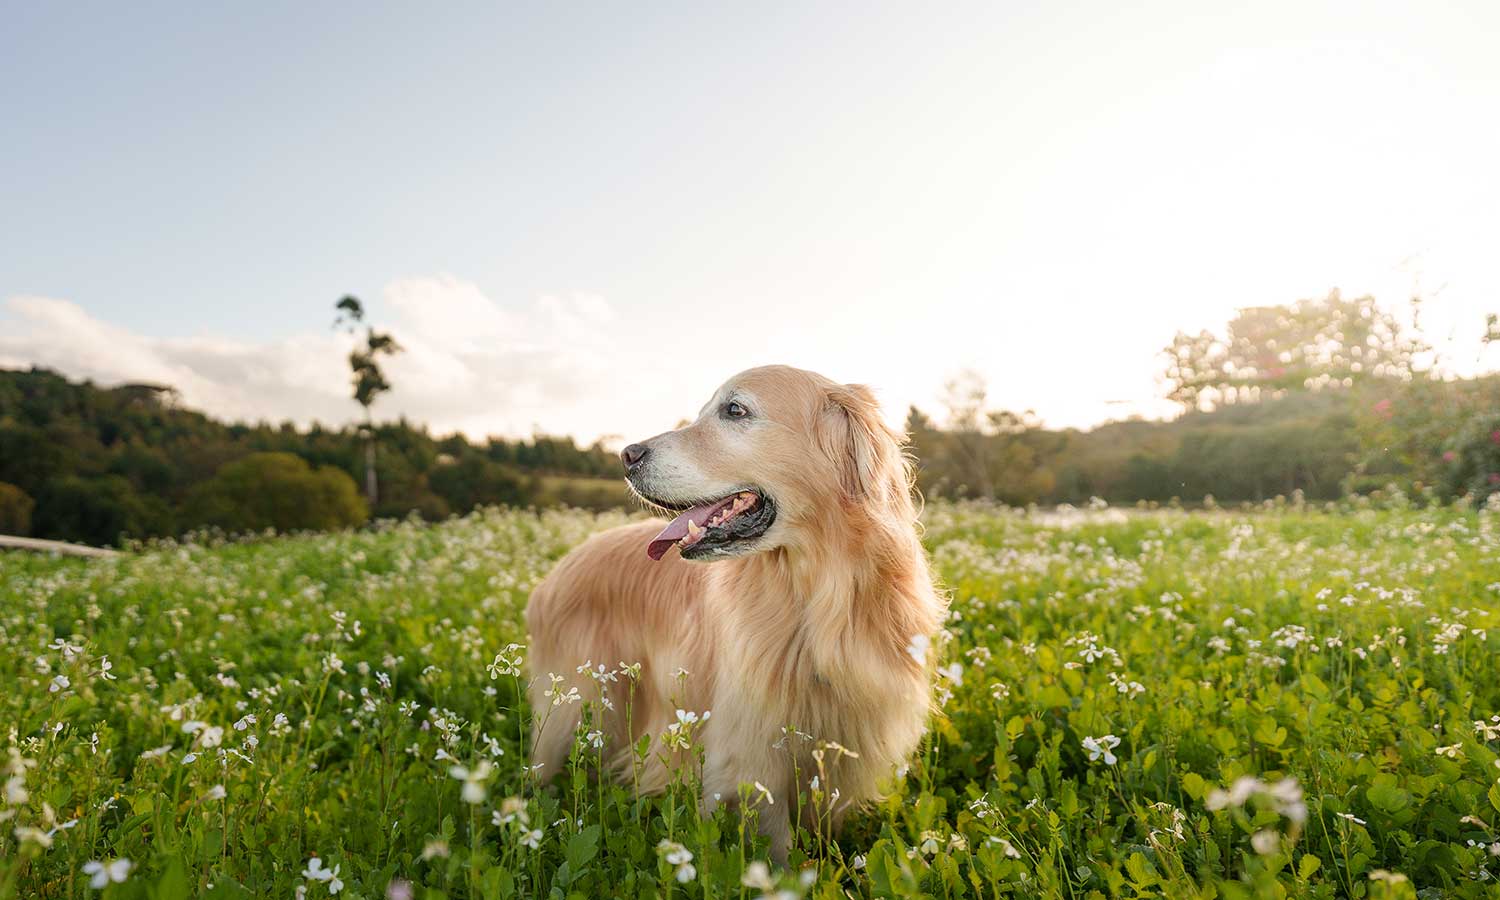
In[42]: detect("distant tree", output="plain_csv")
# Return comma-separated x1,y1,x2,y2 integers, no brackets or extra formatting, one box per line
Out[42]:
429,456,528,513
1162,291,1426,413
33,476,170,546
940,369,997,497
1439,412,1500,502
185,452,368,533
0,482,35,535
334,296,404,507
912,370,1058,503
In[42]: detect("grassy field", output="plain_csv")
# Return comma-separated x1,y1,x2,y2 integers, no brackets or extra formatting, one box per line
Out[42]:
3,500,1499,899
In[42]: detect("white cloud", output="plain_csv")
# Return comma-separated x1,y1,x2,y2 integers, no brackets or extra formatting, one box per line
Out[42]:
0,277,643,443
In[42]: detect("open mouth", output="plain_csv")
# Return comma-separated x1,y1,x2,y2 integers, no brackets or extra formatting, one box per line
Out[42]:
639,489,777,560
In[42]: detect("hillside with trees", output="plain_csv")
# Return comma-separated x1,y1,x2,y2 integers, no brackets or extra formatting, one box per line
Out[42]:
907,291,1500,508
0,366,627,546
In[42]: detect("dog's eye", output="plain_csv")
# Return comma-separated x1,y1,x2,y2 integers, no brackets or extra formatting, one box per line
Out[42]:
722,401,750,420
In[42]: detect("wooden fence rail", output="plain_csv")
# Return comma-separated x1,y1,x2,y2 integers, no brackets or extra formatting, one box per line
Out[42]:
0,535,120,558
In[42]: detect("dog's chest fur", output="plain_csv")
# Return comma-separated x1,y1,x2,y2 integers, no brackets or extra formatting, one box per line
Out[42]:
701,566,933,774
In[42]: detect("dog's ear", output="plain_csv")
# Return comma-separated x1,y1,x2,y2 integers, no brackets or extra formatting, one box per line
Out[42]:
820,383,906,503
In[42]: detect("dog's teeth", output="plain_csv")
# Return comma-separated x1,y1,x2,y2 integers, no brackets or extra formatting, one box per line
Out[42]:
686,520,703,538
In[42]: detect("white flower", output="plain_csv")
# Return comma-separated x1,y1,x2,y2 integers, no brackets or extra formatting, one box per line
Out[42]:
674,709,709,727
1081,734,1120,765
519,828,543,849
937,662,963,685
49,675,70,693
1264,778,1306,823
4,775,29,804
13,825,53,848
1251,830,1279,855
675,862,696,883
1337,812,1367,825
301,857,343,892
1205,775,1262,810
658,840,693,866
82,858,133,888
741,861,775,890
448,760,493,804
989,835,1022,858
1204,776,1305,824
493,796,528,826
386,880,414,900
752,781,775,805
203,784,226,801
906,634,931,664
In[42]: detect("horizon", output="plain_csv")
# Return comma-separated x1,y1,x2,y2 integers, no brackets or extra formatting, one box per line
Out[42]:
4,3,1499,443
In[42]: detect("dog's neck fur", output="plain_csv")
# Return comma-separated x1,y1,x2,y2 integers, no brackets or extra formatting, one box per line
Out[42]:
710,495,941,689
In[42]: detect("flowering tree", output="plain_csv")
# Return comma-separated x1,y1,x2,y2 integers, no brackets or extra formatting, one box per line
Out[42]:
1162,291,1427,413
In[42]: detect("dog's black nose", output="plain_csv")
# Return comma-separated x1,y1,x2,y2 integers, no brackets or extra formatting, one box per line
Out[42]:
620,443,649,470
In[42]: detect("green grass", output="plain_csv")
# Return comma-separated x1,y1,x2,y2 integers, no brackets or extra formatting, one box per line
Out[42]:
3,500,1499,899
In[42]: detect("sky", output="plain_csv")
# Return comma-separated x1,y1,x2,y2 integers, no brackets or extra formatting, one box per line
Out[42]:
3,1,1499,445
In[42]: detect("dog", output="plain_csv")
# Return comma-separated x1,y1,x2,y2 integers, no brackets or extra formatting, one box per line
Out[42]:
525,365,945,860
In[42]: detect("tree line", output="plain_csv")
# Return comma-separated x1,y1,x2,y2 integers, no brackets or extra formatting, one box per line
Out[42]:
3,289,1496,546
0,367,626,545
908,290,1500,508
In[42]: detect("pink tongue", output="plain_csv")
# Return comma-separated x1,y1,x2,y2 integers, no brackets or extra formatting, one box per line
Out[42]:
647,496,739,560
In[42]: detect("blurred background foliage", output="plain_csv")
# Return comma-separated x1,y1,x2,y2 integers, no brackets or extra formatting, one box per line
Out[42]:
3,290,1498,546
912,291,1500,508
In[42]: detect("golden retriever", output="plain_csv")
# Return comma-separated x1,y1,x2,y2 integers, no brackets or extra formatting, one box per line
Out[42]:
525,365,944,860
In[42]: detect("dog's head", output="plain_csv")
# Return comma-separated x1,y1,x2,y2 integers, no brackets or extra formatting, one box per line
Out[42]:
621,365,913,561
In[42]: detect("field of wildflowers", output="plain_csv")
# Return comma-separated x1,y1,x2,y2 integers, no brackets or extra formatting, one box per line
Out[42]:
3,499,1500,899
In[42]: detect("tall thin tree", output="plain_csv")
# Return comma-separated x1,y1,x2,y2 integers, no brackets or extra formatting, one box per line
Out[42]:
334,296,403,507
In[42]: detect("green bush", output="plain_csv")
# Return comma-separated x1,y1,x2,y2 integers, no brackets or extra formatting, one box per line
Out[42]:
1440,412,1500,501
428,455,528,512
32,475,172,546
0,481,35,535
185,452,368,533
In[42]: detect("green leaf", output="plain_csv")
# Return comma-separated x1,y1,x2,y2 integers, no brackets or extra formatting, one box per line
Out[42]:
1126,852,1158,886
1298,854,1321,879
565,825,601,872
1366,782,1410,813
481,866,516,900
149,857,191,900
1181,771,1206,801
1488,781,1500,814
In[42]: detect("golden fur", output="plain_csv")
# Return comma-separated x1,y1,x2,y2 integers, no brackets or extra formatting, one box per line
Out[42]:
525,365,945,860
